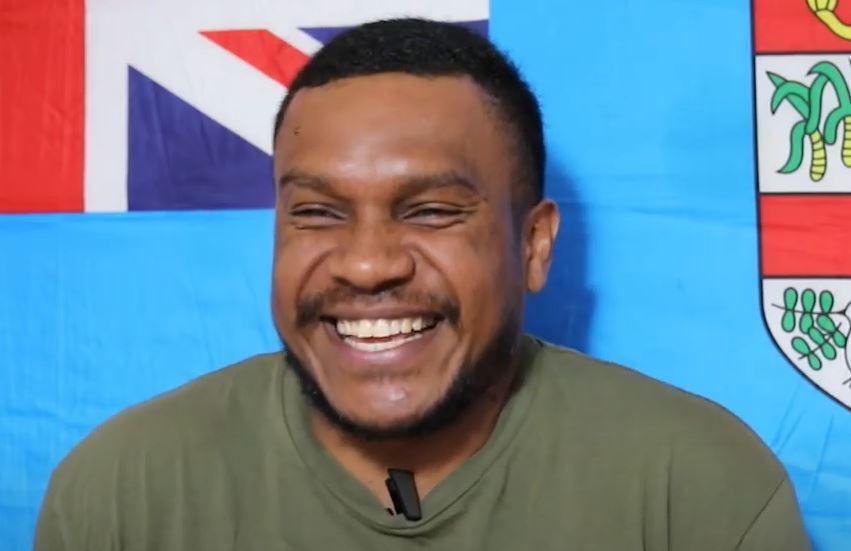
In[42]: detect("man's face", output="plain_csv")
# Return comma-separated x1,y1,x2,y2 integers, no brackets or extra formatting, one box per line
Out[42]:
272,73,539,435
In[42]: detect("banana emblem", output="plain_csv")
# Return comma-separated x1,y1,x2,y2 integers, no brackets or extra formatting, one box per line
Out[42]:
808,0,851,39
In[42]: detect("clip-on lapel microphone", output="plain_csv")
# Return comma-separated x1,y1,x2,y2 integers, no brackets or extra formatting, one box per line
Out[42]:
385,468,422,521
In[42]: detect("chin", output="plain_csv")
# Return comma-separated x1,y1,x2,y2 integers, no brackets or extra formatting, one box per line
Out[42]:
343,410,426,435
333,379,446,429
284,323,507,440
328,368,482,441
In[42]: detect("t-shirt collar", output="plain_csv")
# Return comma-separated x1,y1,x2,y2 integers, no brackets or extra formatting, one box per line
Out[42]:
281,335,544,534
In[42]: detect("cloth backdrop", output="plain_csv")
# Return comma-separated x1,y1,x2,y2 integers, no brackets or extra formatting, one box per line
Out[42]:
1,0,849,548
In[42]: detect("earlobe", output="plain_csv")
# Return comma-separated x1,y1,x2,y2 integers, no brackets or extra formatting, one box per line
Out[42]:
524,200,560,293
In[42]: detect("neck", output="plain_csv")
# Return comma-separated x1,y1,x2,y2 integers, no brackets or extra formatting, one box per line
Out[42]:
310,366,518,509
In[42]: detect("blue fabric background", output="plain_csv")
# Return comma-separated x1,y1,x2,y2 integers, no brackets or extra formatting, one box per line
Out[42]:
1,0,848,548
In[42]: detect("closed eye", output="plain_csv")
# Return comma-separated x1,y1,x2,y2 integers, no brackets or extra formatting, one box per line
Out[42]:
402,204,472,227
409,207,457,217
292,207,341,218
289,204,345,228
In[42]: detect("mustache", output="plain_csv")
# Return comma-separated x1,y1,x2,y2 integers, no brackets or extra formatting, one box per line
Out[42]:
296,287,460,328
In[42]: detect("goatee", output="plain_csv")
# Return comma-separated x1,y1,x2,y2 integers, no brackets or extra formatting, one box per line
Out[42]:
284,315,522,442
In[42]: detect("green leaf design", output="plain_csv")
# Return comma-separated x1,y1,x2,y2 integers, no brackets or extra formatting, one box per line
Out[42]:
819,290,834,313
811,61,851,144
817,314,837,333
811,61,851,104
770,78,811,118
808,329,837,359
802,289,816,312
792,337,823,370
782,312,796,332
792,337,811,355
824,105,851,144
806,75,828,135
808,354,823,370
779,121,807,174
785,288,799,309
801,313,814,333
782,288,798,332
781,287,846,367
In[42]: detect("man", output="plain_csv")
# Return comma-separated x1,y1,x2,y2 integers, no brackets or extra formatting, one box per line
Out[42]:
35,19,811,550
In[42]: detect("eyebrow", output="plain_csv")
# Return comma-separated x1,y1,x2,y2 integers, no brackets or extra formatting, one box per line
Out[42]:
278,171,334,193
401,172,479,197
277,169,480,198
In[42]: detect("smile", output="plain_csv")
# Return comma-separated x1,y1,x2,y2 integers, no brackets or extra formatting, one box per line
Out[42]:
333,317,440,352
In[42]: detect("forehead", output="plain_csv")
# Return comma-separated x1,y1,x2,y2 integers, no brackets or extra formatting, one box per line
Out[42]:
273,73,513,190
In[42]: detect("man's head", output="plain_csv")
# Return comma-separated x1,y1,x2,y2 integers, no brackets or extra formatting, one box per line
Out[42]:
271,18,559,440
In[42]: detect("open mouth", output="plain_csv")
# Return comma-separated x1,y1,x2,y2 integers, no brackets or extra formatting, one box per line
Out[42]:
323,316,442,352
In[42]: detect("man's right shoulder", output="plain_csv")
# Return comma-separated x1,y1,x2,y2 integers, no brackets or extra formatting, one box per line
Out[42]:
50,352,285,489
35,353,293,548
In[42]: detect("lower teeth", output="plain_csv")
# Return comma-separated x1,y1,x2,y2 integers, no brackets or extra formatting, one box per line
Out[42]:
343,332,425,352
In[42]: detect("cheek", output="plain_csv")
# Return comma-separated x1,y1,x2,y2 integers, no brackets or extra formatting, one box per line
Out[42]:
272,230,333,326
418,221,519,337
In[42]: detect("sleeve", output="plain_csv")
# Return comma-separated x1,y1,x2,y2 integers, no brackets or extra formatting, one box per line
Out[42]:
735,479,812,551
33,484,72,551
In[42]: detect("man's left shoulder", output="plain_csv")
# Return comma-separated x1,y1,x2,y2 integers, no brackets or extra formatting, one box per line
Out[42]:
525,338,810,549
528,338,785,480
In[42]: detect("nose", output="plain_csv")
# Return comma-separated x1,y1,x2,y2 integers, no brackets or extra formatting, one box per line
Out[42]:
327,221,415,293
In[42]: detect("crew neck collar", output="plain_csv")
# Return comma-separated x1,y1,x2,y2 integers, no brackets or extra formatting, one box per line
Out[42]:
282,335,543,534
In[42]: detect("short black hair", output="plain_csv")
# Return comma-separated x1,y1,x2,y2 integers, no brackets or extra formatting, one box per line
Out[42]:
273,18,545,204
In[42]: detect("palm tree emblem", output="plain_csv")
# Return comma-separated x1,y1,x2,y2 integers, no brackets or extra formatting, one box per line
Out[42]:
813,61,851,167
767,61,851,181
767,71,828,181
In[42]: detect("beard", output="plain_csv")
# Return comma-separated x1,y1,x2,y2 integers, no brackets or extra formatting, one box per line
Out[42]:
283,308,522,442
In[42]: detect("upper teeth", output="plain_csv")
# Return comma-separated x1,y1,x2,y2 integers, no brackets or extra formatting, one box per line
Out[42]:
335,317,432,338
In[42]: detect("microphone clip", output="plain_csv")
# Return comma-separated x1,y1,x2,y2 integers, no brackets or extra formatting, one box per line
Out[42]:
385,468,422,521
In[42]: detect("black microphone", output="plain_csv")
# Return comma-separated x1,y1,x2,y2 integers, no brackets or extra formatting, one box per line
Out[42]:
385,468,422,521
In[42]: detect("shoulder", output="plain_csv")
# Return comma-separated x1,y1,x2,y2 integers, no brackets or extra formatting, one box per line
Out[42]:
531,340,775,453
527,337,787,492
47,352,284,499
36,353,287,546
525,338,804,547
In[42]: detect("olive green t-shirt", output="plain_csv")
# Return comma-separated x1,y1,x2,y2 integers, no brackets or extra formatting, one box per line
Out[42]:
35,337,811,550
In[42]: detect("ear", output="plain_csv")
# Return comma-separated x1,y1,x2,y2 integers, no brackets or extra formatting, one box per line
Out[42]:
523,200,560,293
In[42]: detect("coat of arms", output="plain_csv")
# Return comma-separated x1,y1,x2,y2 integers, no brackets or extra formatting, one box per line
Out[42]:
755,0,851,409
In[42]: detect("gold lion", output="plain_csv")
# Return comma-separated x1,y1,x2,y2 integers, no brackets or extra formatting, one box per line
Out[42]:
808,0,851,39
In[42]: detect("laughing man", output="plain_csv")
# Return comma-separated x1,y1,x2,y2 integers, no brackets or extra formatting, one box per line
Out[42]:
36,19,811,550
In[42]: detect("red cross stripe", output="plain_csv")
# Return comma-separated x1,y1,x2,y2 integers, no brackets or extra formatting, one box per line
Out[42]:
201,30,311,88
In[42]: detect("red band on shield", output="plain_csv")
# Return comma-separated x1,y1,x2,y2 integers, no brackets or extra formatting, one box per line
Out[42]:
760,194,851,276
